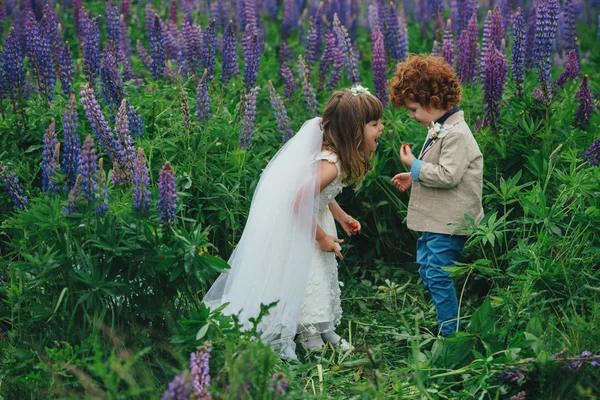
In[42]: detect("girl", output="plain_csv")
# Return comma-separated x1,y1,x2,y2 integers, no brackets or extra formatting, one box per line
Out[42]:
203,86,384,359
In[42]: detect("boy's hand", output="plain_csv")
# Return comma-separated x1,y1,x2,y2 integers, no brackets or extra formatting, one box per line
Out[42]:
400,144,415,167
340,217,361,236
391,172,413,192
317,234,344,259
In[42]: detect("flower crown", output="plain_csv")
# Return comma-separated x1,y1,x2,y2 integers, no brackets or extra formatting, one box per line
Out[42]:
348,85,371,99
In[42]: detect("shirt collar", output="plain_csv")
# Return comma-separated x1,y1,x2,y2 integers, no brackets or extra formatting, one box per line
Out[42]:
435,106,460,125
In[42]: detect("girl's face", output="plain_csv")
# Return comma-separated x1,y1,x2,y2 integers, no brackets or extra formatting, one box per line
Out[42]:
403,100,448,127
364,119,385,153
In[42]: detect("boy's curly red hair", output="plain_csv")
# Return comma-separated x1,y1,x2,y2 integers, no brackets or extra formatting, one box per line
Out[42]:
389,55,462,110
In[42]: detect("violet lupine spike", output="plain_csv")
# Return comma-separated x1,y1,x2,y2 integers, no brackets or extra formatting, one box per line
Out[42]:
533,0,558,71
326,39,344,91
41,4,60,50
0,162,28,210
120,0,130,24
182,18,201,77
114,99,136,185
158,161,177,226
318,30,336,91
305,17,319,72
150,15,166,80
196,69,211,124
168,0,178,26
268,80,294,142
42,118,60,194
490,5,504,51
201,20,217,81
96,158,108,216
106,1,121,45
62,94,80,187
78,135,98,203
270,372,289,396
524,7,537,70
584,137,600,167
368,5,379,32
280,62,296,99
512,8,526,97
221,20,239,84
190,342,211,397
64,174,81,215
145,3,155,37
576,75,594,128
385,2,401,63
480,10,492,81
24,11,55,100
163,19,180,62
137,40,153,73
161,372,191,400
282,0,298,38
556,49,580,88
80,83,124,166
56,42,75,95
442,19,454,66
2,29,26,104
333,13,360,84
239,86,260,150
398,13,409,63
178,83,192,131
133,148,151,213
127,104,144,138
279,40,294,65
82,15,101,86
100,45,125,112
298,55,320,117
243,31,260,90
483,42,508,134
456,12,479,85
563,0,578,57
371,25,388,108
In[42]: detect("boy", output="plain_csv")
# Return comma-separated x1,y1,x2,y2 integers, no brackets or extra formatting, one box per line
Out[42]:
389,55,484,337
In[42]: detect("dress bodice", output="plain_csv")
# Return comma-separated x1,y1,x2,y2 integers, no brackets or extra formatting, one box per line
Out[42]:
316,150,346,212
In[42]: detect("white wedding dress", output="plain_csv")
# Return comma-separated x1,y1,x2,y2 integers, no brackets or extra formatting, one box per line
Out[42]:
298,149,345,337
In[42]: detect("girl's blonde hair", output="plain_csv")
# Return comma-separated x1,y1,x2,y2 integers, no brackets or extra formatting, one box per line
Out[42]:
321,89,383,185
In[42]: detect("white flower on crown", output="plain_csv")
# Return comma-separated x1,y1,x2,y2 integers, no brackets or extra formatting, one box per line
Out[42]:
349,85,371,98
428,122,450,140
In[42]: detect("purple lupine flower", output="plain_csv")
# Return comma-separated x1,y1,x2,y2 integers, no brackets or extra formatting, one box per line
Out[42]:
158,161,177,226
575,75,594,127
583,137,600,166
268,80,294,142
190,343,211,397
196,70,211,124
145,3,156,37
326,39,344,91
305,17,319,72
161,372,191,400
368,4,380,32
120,0,130,24
25,11,55,100
137,40,153,75
239,86,260,149
78,135,98,203
280,62,296,99
82,15,101,86
512,8,526,96
106,1,121,45
56,42,75,95
178,83,192,131
133,148,151,212
2,29,26,106
298,55,320,117
480,10,492,80
243,30,260,90
0,162,28,209
80,83,124,166
397,13,409,63
500,369,525,383
371,25,388,108
333,13,360,84
524,7,537,70
117,17,135,81
62,94,80,186
282,0,298,38
127,103,144,138
533,0,558,70
168,0,178,26
113,99,136,185
563,0,578,57
242,0,258,33
456,12,479,85
270,371,289,396
279,40,294,65
442,19,454,66
100,45,125,112
201,20,217,81
150,15,166,80
64,174,81,215
431,40,440,57
221,20,239,84
96,158,108,216
42,118,60,194
182,18,201,77
41,4,60,50
556,49,579,88
317,30,335,91
483,42,507,134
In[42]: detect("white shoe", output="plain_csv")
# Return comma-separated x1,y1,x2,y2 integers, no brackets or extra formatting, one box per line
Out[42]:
300,333,325,352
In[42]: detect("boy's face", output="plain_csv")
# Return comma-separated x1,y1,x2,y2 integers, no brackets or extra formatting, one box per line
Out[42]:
403,100,448,128
364,119,384,153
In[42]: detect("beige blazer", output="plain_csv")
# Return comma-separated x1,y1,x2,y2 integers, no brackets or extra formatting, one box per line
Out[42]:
407,111,484,235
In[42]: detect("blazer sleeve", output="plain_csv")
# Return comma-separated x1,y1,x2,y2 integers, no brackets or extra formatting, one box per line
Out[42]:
417,131,470,189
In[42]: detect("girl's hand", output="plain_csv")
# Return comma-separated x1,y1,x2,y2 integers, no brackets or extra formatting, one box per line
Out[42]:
391,172,413,192
400,144,415,167
317,234,344,259
340,216,361,236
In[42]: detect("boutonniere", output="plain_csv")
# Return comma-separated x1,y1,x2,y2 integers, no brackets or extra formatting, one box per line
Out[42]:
428,122,450,140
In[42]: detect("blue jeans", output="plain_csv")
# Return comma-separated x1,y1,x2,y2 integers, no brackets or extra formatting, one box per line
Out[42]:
416,232,467,337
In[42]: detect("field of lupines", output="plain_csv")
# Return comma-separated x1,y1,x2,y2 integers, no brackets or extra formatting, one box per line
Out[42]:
0,0,600,398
